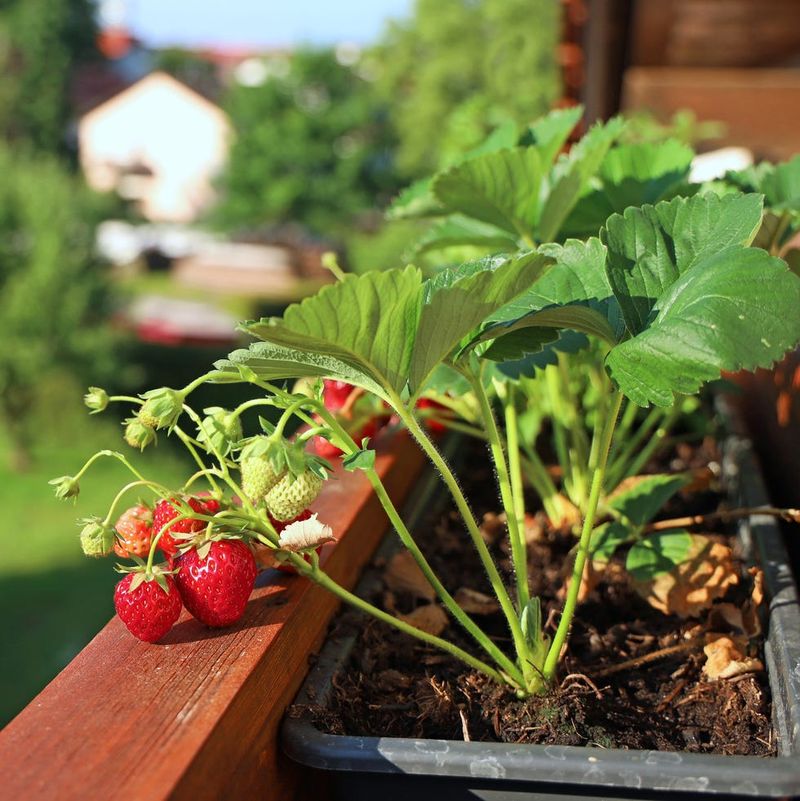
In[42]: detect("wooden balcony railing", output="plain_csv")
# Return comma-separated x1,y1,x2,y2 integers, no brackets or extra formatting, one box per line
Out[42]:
0,430,425,801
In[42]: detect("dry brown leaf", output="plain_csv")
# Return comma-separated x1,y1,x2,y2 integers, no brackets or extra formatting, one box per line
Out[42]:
454,587,500,615
384,551,436,601
398,604,448,636
631,534,739,617
551,494,581,529
709,567,764,637
703,635,763,680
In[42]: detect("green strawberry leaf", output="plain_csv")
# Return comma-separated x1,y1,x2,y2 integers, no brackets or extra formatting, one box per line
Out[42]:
342,447,377,472
493,330,590,379
562,139,694,239
602,192,764,335
468,238,624,359
410,250,552,392
590,520,636,563
537,116,626,242
522,105,583,168
240,267,424,398
432,147,543,237
415,215,519,255
626,531,693,581
607,473,690,526
386,176,444,220
216,342,387,399
606,245,800,406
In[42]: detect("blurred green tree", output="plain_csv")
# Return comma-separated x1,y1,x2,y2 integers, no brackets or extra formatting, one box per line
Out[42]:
0,0,97,155
0,145,114,469
373,0,561,176
212,48,400,233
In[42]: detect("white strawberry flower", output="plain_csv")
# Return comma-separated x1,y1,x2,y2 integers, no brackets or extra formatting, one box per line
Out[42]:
277,513,335,552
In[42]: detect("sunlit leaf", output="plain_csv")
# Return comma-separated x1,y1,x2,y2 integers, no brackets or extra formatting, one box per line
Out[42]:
602,192,764,335
433,147,543,237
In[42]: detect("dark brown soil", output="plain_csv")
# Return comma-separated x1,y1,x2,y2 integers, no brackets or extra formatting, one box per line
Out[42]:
298,436,775,756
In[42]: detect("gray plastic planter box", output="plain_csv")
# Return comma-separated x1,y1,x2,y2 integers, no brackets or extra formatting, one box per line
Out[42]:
282,434,800,800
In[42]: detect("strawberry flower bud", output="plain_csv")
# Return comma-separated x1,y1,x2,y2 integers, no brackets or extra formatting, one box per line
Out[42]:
79,517,115,557
124,418,157,450
84,386,109,414
49,474,80,500
137,387,184,430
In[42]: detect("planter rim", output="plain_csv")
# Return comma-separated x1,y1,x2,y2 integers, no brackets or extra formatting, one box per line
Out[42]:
282,430,800,798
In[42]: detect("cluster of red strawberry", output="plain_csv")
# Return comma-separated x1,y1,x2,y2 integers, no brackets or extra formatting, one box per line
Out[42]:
112,496,258,643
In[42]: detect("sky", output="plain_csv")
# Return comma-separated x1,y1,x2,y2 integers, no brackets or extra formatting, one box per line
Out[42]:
118,0,414,49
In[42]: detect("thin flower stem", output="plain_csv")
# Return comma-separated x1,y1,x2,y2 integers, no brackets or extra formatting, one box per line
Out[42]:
543,389,623,683
504,390,528,546
620,405,682,483
606,405,666,487
173,426,222,495
102,480,169,527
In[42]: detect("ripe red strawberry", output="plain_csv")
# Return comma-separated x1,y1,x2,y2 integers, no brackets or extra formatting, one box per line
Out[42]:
322,379,353,411
152,496,219,558
113,504,153,559
175,540,257,627
114,573,182,643
416,398,450,435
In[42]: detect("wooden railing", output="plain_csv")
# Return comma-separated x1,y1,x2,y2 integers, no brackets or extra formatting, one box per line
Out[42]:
0,430,425,801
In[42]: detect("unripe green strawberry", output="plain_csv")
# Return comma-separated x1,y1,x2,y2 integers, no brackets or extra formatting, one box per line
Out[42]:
124,417,156,450
241,455,283,503
79,517,115,557
265,470,323,522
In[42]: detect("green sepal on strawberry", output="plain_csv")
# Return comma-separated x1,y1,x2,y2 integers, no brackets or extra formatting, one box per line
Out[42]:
113,563,183,643
175,539,257,627
152,496,221,558
263,444,329,522
123,417,157,450
137,387,185,430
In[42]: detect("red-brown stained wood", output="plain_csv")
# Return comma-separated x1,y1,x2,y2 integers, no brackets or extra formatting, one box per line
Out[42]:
0,430,427,801
622,67,800,161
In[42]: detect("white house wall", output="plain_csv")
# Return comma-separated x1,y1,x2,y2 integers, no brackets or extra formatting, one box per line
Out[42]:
79,72,231,223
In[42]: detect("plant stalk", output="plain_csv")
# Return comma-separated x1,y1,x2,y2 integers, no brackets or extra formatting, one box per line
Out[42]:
542,389,623,683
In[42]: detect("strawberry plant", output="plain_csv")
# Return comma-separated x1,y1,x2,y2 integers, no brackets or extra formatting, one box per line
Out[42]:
54,114,800,696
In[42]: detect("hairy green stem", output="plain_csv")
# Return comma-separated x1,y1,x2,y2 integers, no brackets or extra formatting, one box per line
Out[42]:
472,373,529,610
302,559,508,684
543,389,623,683
314,402,524,684
388,388,531,683
606,405,666,487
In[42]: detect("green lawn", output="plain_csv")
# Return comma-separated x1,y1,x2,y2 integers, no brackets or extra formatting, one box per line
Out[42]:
0,411,190,726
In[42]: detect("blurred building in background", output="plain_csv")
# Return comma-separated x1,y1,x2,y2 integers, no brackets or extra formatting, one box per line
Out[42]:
78,71,231,222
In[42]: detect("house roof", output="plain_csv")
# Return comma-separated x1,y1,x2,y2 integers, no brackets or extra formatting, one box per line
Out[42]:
79,70,228,127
